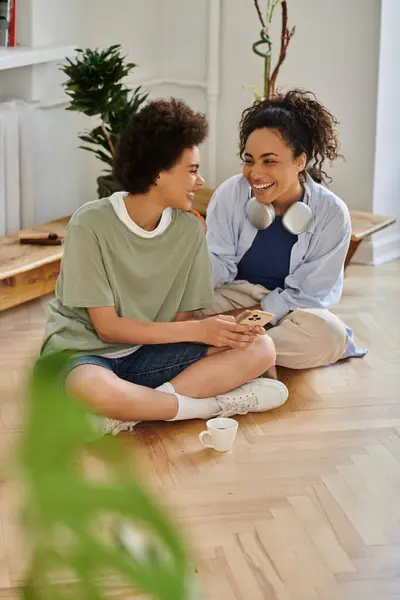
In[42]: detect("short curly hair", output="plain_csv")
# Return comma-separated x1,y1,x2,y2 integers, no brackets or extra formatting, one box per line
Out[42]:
113,98,208,194
239,89,342,183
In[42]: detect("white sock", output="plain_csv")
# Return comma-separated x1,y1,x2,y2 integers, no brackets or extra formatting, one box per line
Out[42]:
156,382,220,421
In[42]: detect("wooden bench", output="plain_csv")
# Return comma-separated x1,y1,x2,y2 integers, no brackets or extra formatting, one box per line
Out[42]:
0,217,69,312
344,210,396,268
0,191,395,311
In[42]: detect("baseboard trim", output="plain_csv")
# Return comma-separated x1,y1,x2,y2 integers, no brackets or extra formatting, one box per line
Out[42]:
352,232,400,265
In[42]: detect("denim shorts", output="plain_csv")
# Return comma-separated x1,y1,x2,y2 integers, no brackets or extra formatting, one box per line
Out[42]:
67,342,209,389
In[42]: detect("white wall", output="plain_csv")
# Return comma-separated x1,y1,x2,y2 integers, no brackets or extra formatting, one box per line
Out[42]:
367,0,400,264
3,0,398,262
80,0,161,81
75,0,383,213
160,0,208,83
80,0,210,191
0,0,90,226
218,0,381,211
30,0,83,46
28,0,91,224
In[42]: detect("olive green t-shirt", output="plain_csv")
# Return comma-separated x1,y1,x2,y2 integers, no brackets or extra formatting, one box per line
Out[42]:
41,199,214,356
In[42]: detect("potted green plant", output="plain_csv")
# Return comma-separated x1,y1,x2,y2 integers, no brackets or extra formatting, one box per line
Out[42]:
61,45,149,198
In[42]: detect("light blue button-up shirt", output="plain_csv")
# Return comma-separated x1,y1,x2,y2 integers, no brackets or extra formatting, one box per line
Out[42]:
206,172,366,359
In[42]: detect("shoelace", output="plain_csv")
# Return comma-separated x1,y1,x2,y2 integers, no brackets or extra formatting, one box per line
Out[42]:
217,392,258,416
111,420,137,436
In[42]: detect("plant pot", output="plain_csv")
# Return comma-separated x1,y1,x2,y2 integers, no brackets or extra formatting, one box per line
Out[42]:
97,175,123,199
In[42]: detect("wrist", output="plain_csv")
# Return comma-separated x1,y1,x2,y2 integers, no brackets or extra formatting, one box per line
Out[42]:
175,319,203,344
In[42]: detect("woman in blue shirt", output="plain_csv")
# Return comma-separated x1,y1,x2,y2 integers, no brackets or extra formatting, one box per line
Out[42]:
203,89,365,370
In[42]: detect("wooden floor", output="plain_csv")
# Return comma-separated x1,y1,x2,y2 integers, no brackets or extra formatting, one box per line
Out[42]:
1,261,400,599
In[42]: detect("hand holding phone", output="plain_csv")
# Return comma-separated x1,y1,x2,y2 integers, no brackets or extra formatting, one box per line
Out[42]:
236,309,274,328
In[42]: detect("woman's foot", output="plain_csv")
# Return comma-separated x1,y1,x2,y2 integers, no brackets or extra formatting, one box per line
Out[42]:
93,415,140,436
214,377,288,417
97,377,288,435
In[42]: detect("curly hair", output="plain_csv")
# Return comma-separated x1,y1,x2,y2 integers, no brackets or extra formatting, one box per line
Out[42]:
113,98,208,194
239,89,342,183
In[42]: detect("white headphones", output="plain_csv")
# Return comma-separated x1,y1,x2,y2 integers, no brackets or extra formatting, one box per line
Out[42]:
246,181,313,234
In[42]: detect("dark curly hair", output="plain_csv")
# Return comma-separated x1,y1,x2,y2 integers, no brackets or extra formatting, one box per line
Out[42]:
239,89,342,183
113,98,208,194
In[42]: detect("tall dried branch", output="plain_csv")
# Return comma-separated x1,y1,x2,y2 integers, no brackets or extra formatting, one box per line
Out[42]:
253,0,266,29
269,0,295,97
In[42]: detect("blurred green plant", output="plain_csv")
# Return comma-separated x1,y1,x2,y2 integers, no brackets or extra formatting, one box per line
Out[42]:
60,45,148,171
19,352,198,600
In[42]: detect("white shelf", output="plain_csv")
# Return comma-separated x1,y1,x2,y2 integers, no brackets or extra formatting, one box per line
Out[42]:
0,45,75,72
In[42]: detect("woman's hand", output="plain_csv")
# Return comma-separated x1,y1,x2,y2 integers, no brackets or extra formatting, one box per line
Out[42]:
196,315,263,349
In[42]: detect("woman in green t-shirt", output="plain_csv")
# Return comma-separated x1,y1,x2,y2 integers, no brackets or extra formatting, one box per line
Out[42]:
41,98,288,435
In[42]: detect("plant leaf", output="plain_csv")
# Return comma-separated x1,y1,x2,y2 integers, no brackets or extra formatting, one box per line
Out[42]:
60,44,148,167
19,352,195,600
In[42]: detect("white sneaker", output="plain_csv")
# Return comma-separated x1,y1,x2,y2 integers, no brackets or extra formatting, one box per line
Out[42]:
215,378,288,418
92,415,140,436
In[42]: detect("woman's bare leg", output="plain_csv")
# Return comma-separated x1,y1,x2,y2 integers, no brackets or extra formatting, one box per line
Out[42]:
66,334,276,421
170,334,275,397
66,365,179,421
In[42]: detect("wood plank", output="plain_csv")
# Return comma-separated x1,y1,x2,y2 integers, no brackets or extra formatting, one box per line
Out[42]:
0,260,400,599
0,217,69,280
0,260,61,311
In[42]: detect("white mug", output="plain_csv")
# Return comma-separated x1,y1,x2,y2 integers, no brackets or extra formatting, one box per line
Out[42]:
198,417,238,452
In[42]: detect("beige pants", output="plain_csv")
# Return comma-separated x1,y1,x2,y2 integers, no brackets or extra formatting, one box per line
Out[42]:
196,281,348,370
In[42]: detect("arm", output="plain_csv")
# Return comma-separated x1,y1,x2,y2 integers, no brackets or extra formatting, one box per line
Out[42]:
61,224,201,344
89,306,262,348
64,220,261,349
206,186,239,287
89,306,203,344
261,206,351,324
82,221,261,349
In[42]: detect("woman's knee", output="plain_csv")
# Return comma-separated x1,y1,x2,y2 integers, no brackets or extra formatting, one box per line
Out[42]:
322,314,348,363
243,333,276,374
66,365,118,412
291,309,348,365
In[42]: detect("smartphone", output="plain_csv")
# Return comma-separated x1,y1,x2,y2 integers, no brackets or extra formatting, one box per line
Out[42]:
236,310,274,327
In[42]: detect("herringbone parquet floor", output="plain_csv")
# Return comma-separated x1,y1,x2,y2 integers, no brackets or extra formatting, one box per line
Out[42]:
1,262,400,599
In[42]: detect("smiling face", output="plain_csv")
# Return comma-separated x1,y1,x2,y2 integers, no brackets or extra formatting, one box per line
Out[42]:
156,146,204,211
242,128,307,206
